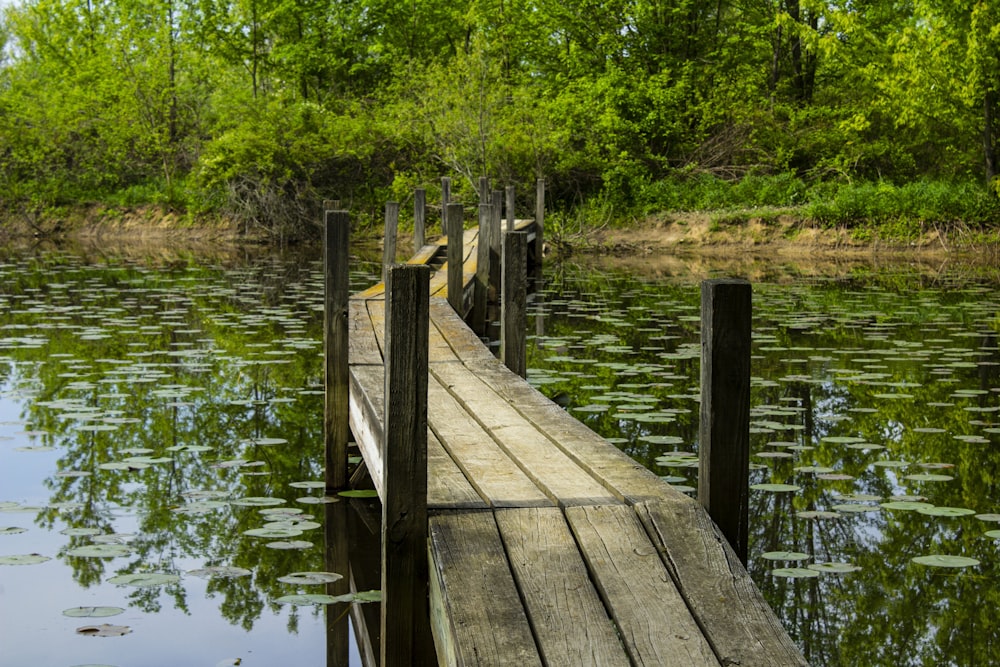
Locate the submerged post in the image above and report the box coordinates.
[501,230,528,378]
[413,188,426,251]
[383,201,399,283]
[324,209,350,491]
[446,202,464,314]
[698,279,752,565]
[381,263,431,667]
[473,203,492,336]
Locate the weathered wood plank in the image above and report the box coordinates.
[466,358,678,504]
[349,363,483,509]
[350,365,386,500]
[494,507,630,666]
[432,362,618,506]
[501,230,528,378]
[348,298,383,365]
[427,374,551,508]
[429,297,496,365]
[428,511,543,667]
[636,498,809,666]
[565,504,721,666]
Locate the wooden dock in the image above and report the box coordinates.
[325,199,808,666]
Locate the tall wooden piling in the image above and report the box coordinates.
[446,202,464,314]
[441,177,451,230]
[533,178,545,266]
[381,263,431,667]
[501,230,528,378]
[479,176,490,205]
[489,190,503,294]
[383,201,399,283]
[324,209,350,491]
[473,203,492,335]
[414,188,426,251]
[506,185,516,231]
[698,279,752,565]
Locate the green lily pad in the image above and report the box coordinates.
[983,529,1000,539]
[187,566,252,578]
[288,481,326,489]
[975,513,1000,522]
[231,496,285,506]
[265,540,313,550]
[63,606,125,618]
[277,571,344,585]
[338,490,379,499]
[832,503,878,513]
[1,527,27,535]
[0,553,51,565]
[771,567,820,578]
[911,555,979,568]
[807,562,861,573]
[76,623,132,637]
[915,506,976,517]
[244,526,303,538]
[751,483,801,492]
[60,527,103,537]
[904,473,955,482]
[761,551,810,561]
[795,510,842,520]
[107,573,181,587]
[66,544,133,558]
[881,501,935,511]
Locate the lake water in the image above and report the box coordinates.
[1,242,997,666]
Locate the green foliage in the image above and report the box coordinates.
[0,0,998,232]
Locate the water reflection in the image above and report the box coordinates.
[0,245,380,667]
[527,256,1000,667]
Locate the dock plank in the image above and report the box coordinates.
[432,362,618,506]
[429,511,543,667]
[636,498,809,666]
[429,297,496,364]
[349,298,383,364]
[566,504,721,666]
[494,507,630,666]
[427,375,551,508]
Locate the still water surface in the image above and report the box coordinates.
[1,244,998,666]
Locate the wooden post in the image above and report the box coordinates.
[698,279,752,565]
[506,184,516,231]
[441,176,451,231]
[414,188,426,251]
[501,230,528,378]
[324,209,350,491]
[383,201,399,284]
[489,190,503,294]
[324,501,351,666]
[473,203,492,336]
[533,178,545,267]
[381,263,431,667]
[479,176,490,205]
[446,202,464,314]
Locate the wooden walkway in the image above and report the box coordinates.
[343,223,808,666]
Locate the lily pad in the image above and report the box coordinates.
[265,540,313,550]
[107,573,181,587]
[750,483,801,492]
[911,555,979,568]
[915,506,976,517]
[63,606,125,618]
[337,490,379,499]
[187,566,252,578]
[277,571,344,585]
[761,551,810,561]
[0,553,50,565]
[66,544,133,558]
[76,624,132,637]
[807,562,861,573]
[881,501,935,511]
[288,481,326,489]
[771,567,820,578]
[904,473,955,482]
[1,527,27,535]
[231,496,285,506]
[244,526,303,538]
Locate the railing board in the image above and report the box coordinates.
[428,511,544,667]
[493,507,631,666]
[565,504,721,666]
[636,499,809,667]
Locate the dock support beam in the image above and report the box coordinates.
[698,279,752,565]
[533,178,545,267]
[324,208,350,491]
[502,230,528,378]
[473,203,492,336]
[382,263,432,666]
